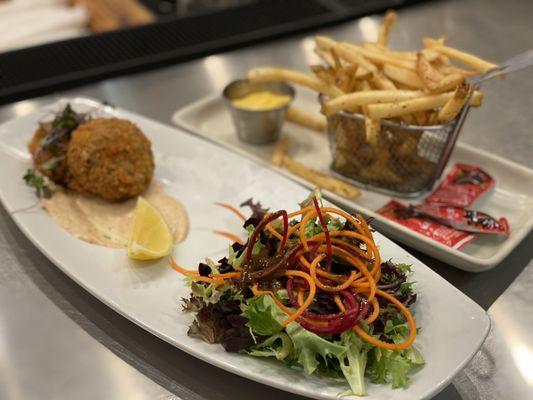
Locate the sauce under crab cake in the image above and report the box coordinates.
[67,118,154,201]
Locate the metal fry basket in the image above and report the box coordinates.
[324,90,475,197]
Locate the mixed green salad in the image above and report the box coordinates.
[175,195,423,395]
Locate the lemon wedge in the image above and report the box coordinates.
[128,197,172,260]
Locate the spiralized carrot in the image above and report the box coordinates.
[354,289,416,350]
[330,238,368,260]
[298,255,346,283]
[169,257,199,275]
[297,288,305,306]
[213,230,244,244]
[320,207,367,235]
[252,283,328,327]
[209,272,242,279]
[194,276,226,285]
[356,212,373,240]
[308,254,359,292]
[364,297,380,324]
[265,223,284,241]
[214,202,247,221]
[309,230,381,277]
[334,294,346,312]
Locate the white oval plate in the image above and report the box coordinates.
[0,98,489,400]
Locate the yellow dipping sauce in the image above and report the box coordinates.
[232,91,291,110]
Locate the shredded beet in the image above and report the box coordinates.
[286,279,360,334]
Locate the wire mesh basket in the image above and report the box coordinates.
[325,97,473,197]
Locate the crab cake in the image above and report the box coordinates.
[67,119,154,201]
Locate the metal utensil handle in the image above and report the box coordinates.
[472,49,533,84]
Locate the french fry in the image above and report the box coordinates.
[400,114,416,125]
[370,71,397,90]
[437,83,470,123]
[335,44,377,74]
[354,68,373,80]
[438,54,452,65]
[330,48,342,70]
[286,106,327,133]
[425,43,497,72]
[271,137,289,167]
[310,65,336,85]
[315,36,377,73]
[247,67,343,98]
[365,91,483,119]
[383,64,425,89]
[413,111,429,125]
[314,47,336,67]
[321,90,423,116]
[427,111,439,125]
[417,53,444,90]
[377,10,397,46]
[359,80,373,91]
[343,43,417,71]
[365,43,427,62]
[435,64,478,77]
[423,38,440,48]
[420,48,441,62]
[335,65,358,92]
[365,117,381,145]
[281,156,361,198]
[430,73,465,93]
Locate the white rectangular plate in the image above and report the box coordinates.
[0,98,490,400]
[172,91,533,272]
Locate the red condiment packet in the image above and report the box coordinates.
[414,204,510,237]
[425,163,495,208]
[378,200,476,250]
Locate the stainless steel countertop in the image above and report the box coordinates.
[1,0,532,399]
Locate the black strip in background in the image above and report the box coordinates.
[0,0,429,105]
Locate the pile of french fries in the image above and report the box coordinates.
[247,10,496,132]
[245,11,497,193]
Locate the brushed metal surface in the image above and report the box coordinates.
[0,0,532,399]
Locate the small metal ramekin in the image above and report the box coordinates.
[222,79,295,145]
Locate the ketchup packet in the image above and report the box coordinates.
[378,200,476,250]
[414,204,510,237]
[425,163,495,207]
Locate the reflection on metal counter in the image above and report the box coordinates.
[454,259,533,399]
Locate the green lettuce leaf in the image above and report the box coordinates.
[248,333,293,361]
[366,345,424,388]
[337,331,373,396]
[242,294,285,336]
[228,225,265,270]
[326,218,344,231]
[299,188,323,208]
[395,263,412,273]
[285,322,346,375]
[404,345,425,370]
[243,294,347,375]
[245,225,265,255]
[388,352,412,388]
